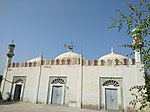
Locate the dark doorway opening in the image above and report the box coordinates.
[13,84,22,101]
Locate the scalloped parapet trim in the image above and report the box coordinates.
[9,58,136,68]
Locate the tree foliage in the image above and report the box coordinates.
[108,0,150,111]
[108,0,150,70]
[129,73,150,111]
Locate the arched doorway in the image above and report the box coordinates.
[102,80,120,110]
[48,78,66,105]
[13,79,24,101]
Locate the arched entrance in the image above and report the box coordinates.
[48,77,66,105]
[13,79,24,101]
[102,80,120,110]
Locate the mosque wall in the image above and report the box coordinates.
[38,65,81,107]
[2,63,144,110]
[0,61,144,110]
[82,65,144,110]
[121,64,144,110]
[1,61,145,111]
[2,67,40,103]
[1,69,13,100]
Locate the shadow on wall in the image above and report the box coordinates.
[0,100,19,105]
[0,92,20,105]
[0,75,19,105]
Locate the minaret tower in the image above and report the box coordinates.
[1,40,15,98]
[6,40,15,67]
[132,28,143,63]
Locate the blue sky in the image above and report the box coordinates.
[0,0,139,74]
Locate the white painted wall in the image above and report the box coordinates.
[83,65,144,110]
[38,65,81,107]
[2,63,144,111]
[2,67,40,103]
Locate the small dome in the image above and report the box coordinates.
[55,51,81,60]
[27,57,46,62]
[99,48,128,61]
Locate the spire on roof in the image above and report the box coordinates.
[11,40,14,43]
[111,46,114,53]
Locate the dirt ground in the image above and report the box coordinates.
[0,101,109,112]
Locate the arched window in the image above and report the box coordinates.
[15,79,23,83]
[103,80,119,87]
[52,78,65,84]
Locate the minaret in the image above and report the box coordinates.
[132,28,143,63]
[1,40,15,98]
[6,40,15,67]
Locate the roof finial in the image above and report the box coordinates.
[39,50,43,58]
[11,40,14,43]
[111,46,114,53]
[64,43,74,52]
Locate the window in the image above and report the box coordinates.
[52,78,65,84]
[103,80,119,87]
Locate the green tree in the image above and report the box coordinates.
[108,0,150,111]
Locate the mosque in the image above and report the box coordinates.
[1,29,144,111]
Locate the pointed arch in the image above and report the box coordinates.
[103,80,119,87]
[51,78,65,84]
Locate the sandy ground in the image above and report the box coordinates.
[0,101,110,112]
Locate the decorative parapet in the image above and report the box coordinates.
[9,58,136,68]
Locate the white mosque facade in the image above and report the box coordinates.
[1,42,144,111]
